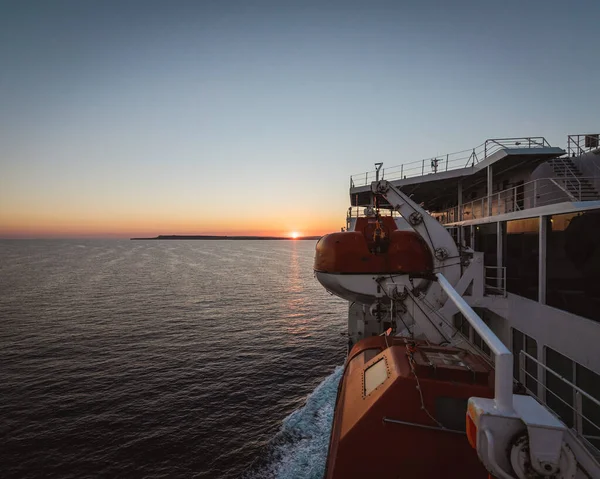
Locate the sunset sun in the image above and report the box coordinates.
[290,231,300,239]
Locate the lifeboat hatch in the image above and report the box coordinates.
[411,346,491,385]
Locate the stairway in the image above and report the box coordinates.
[548,157,599,201]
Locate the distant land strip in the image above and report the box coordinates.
[130,235,322,240]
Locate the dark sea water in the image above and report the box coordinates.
[0,240,348,478]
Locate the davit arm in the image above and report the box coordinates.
[371,180,461,285]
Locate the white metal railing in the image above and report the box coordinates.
[552,157,581,197]
[346,207,402,220]
[350,137,552,187]
[436,273,513,412]
[567,134,600,157]
[518,351,600,455]
[437,176,600,225]
[484,266,506,297]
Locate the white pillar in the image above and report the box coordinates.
[458,180,463,222]
[497,221,503,290]
[487,165,493,216]
[538,216,547,304]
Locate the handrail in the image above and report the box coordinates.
[553,157,581,199]
[484,266,506,297]
[518,351,600,449]
[435,176,600,225]
[519,351,600,408]
[436,272,513,412]
[350,137,553,187]
[549,178,577,202]
[567,134,600,157]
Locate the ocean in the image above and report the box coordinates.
[0,240,348,478]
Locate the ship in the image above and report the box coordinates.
[314,134,600,478]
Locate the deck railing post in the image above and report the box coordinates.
[422,160,424,176]
[519,351,526,388]
[446,154,449,171]
[401,164,403,178]
[575,391,583,435]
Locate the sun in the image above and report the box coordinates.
[290,231,301,239]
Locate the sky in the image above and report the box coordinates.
[1,0,599,238]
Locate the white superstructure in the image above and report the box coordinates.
[344,134,600,463]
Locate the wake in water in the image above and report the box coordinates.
[245,366,343,479]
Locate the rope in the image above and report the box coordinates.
[406,344,445,429]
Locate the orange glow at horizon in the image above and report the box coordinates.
[0,209,342,239]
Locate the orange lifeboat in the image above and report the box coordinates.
[325,335,495,478]
[314,216,433,275]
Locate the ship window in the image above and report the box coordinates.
[575,363,600,448]
[543,349,600,448]
[474,223,497,269]
[364,358,389,396]
[546,210,600,322]
[511,328,538,394]
[545,348,574,428]
[463,226,471,248]
[506,218,539,300]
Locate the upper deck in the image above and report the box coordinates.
[351,137,564,187]
[349,134,600,225]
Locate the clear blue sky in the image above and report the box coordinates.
[1,0,599,237]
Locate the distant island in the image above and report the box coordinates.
[130,235,322,241]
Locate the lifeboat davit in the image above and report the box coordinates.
[314,216,434,304]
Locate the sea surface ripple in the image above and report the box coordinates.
[0,240,347,478]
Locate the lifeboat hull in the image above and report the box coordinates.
[315,271,417,305]
[314,225,434,304]
[314,230,433,275]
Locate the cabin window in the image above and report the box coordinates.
[575,363,600,448]
[511,328,538,394]
[462,226,471,248]
[545,348,600,448]
[505,218,539,300]
[474,223,497,269]
[546,209,600,322]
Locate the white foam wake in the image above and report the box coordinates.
[246,366,343,479]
